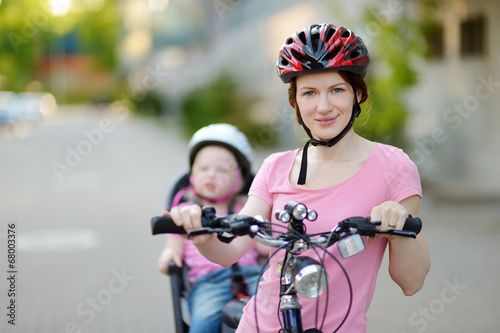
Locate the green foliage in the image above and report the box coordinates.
[417,1,444,59]
[128,91,165,117]
[75,2,120,69]
[180,70,264,144]
[353,8,424,147]
[0,0,43,91]
[0,0,119,94]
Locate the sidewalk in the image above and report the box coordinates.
[368,190,500,333]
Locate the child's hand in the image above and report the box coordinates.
[157,247,182,275]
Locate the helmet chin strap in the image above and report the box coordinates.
[297,72,361,185]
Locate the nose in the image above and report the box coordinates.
[206,168,217,178]
[316,93,333,113]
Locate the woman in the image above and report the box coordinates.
[168,23,430,332]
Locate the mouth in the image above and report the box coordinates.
[315,116,338,126]
[204,183,216,191]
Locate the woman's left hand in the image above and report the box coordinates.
[367,201,408,244]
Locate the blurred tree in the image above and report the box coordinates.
[0,0,43,91]
[328,2,429,147]
[0,0,119,93]
[181,70,264,144]
[76,2,120,70]
[354,6,425,147]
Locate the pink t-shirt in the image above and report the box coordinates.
[172,201,260,285]
[237,143,422,333]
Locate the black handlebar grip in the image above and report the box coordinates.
[403,216,422,235]
[151,216,186,235]
[151,206,217,235]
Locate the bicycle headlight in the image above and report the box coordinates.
[276,210,291,223]
[292,257,328,298]
[284,201,308,220]
[284,201,316,222]
[307,210,317,221]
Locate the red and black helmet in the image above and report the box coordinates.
[277,23,370,83]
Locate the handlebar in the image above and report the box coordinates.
[151,205,422,249]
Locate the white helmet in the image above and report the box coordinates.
[188,123,253,180]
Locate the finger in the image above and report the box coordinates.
[158,260,168,275]
[188,205,203,229]
[179,206,195,231]
[369,209,382,231]
[174,256,183,268]
[387,207,407,230]
[386,215,399,230]
[169,207,184,227]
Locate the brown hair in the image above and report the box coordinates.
[287,71,369,138]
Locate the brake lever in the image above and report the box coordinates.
[338,217,378,237]
[186,214,259,243]
[339,217,418,239]
[384,230,417,238]
[188,227,222,237]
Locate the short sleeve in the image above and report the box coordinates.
[248,155,274,206]
[385,149,422,203]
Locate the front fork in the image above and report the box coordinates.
[279,252,323,333]
[280,293,303,333]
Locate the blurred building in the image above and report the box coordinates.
[149,0,325,108]
[147,0,336,147]
[405,0,500,201]
[143,0,500,201]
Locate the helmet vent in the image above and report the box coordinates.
[347,46,362,59]
[325,45,342,60]
[324,27,336,42]
[291,49,308,64]
[286,37,293,45]
[312,34,320,51]
[341,30,351,38]
[297,31,307,45]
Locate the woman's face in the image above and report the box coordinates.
[191,146,240,201]
[295,71,356,142]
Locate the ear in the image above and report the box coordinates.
[357,91,362,104]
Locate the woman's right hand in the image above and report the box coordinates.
[169,204,214,245]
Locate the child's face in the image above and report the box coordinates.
[191,146,240,201]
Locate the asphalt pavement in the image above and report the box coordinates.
[0,106,498,333]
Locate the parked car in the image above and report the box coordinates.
[0,91,22,124]
[16,92,57,121]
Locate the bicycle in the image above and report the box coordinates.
[151,201,422,333]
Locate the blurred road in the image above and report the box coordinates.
[0,106,188,333]
[0,106,499,333]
